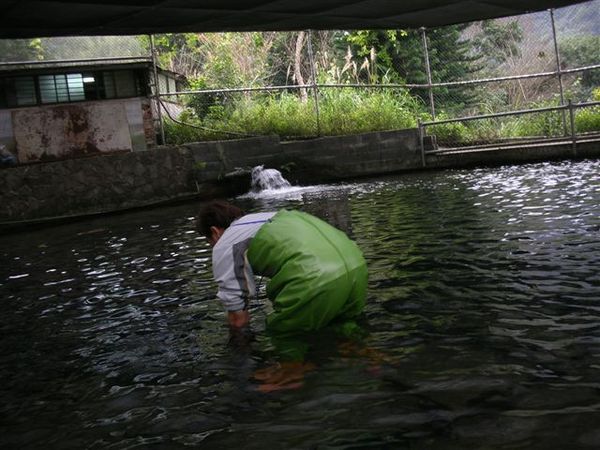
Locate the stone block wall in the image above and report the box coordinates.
[0,129,425,224]
[279,129,424,183]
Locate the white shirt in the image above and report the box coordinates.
[211,212,276,311]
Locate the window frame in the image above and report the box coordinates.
[0,68,148,108]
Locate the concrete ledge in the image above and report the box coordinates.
[0,130,422,224]
[1,128,599,227]
[427,139,600,169]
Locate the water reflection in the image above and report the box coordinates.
[1,160,599,449]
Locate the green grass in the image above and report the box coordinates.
[164,88,420,143]
[575,105,600,133]
[164,88,600,145]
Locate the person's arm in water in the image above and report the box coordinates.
[209,223,258,330]
[228,310,250,328]
[198,202,275,332]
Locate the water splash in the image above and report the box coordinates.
[250,165,291,192]
[241,165,343,201]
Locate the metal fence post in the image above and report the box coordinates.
[420,27,436,121]
[307,30,322,137]
[550,9,567,136]
[418,119,426,167]
[568,100,577,157]
[149,34,166,145]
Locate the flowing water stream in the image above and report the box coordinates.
[1,159,599,449]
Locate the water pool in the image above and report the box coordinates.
[1,159,599,449]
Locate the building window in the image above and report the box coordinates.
[39,73,86,103]
[0,76,36,107]
[157,73,181,95]
[0,69,146,108]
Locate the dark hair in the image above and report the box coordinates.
[197,200,244,237]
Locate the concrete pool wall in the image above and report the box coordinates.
[1,128,599,226]
[0,128,431,224]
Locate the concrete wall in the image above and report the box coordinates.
[425,139,600,169]
[0,97,154,163]
[279,129,424,184]
[4,127,595,226]
[0,129,426,224]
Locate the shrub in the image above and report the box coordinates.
[319,87,419,135]
[575,87,600,133]
[499,99,565,138]
[575,106,600,133]
[164,87,422,143]
[226,93,317,137]
[163,119,205,145]
[425,112,470,145]
[163,86,600,145]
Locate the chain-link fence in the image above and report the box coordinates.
[0,35,147,62]
[0,0,598,147]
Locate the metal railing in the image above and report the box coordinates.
[418,100,600,166]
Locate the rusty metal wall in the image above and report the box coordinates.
[3,98,152,163]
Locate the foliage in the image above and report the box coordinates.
[427,115,471,145]
[139,34,204,78]
[470,19,555,110]
[145,32,278,88]
[465,118,505,142]
[226,93,317,137]
[342,26,482,110]
[575,87,600,133]
[163,118,206,145]
[425,26,483,112]
[341,30,407,83]
[319,87,418,134]
[472,20,523,69]
[165,84,600,145]
[506,114,563,137]
[164,87,421,143]
[184,78,226,120]
[575,106,600,133]
[559,35,600,96]
[0,38,43,62]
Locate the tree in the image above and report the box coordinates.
[143,32,278,87]
[471,19,580,108]
[559,35,600,98]
[265,31,336,97]
[342,26,482,113]
[472,20,524,70]
[341,30,407,83]
[471,19,551,108]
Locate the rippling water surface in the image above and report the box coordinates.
[1,160,600,449]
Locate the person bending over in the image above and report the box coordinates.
[197,200,368,333]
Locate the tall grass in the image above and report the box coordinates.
[430,101,600,146]
[164,87,421,143]
[164,88,600,145]
[575,88,600,133]
[227,93,317,137]
[576,106,600,132]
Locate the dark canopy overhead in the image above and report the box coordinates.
[1,0,589,39]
